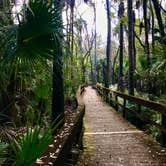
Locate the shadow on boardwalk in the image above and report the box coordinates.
[76,86,166,166]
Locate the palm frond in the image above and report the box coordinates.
[0,141,9,165]
[12,126,52,166]
[3,0,63,65]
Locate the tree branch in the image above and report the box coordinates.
[159,3,166,13]
[134,31,145,49]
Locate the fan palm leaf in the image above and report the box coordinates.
[10,126,52,166]
[0,141,8,165]
[3,0,63,65]
[0,0,64,122]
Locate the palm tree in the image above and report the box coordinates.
[1,0,64,122]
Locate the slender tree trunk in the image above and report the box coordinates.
[52,2,64,120]
[66,4,70,82]
[132,11,137,92]
[118,22,124,91]
[97,68,100,82]
[149,0,155,94]
[150,0,155,47]
[84,23,94,83]
[89,54,94,82]
[119,22,123,77]
[118,1,124,91]
[70,1,75,56]
[113,47,119,84]
[102,61,106,85]
[143,0,150,69]
[128,0,134,95]
[151,0,165,39]
[66,4,70,52]
[132,10,136,71]
[81,58,86,83]
[7,72,17,122]
[93,3,97,83]
[52,49,64,120]
[105,0,111,88]
[70,0,75,92]
[143,0,151,94]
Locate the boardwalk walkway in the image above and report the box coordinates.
[76,86,166,166]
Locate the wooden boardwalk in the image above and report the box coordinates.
[76,86,166,166]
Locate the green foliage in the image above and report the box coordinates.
[0,0,64,124]
[63,53,84,98]
[119,16,128,25]
[138,54,148,70]
[146,125,161,142]
[2,0,62,66]
[10,126,52,166]
[0,141,8,165]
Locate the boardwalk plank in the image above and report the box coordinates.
[77,86,166,166]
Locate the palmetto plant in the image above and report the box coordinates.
[0,126,52,166]
[0,0,64,122]
[3,0,63,64]
[11,126,52,166]
[0,114,64,165]
[0,141,8,165]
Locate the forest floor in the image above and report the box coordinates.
[76,86,166,166]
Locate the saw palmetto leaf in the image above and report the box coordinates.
[11,126,52,166]
[3,0,63,65]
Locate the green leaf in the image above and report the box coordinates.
[12,126,52,166]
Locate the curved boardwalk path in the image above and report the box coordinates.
[77,86,166,166]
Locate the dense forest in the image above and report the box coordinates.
[0,0,166,165]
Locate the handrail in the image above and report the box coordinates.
[96,84,166,116]
[95,84,166,147]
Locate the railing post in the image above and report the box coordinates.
[106,89,109,103]
[102,88,104,100]
[161,115,166,147]
[115,95,118,111]
[109,92,113,106]
[138,105,141,112]
[137,105,143,129]
[123,99,126,118]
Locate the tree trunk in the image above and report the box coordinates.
[52,51,64,120]
[143,0,150,69]
[118,22,124,91]
[81,58,86,83]
[52,2,64,121]
[70,0,75,92]
[132,10,136,71]
[118,2,124,91]
[102,61,106,85]
[143,0,151,94]
[128,0,134,95]
[70,1,75,55]
[97,68,100,82]
[113,47,119,84]
[119,22,123,77]
[7,72,17,123]
[93,3,97,83]
[89,53,94,82]
[150,0,155,47]
[151,0,165,39]
[105,0,111,88]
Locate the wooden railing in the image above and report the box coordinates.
[95,84,166,147]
